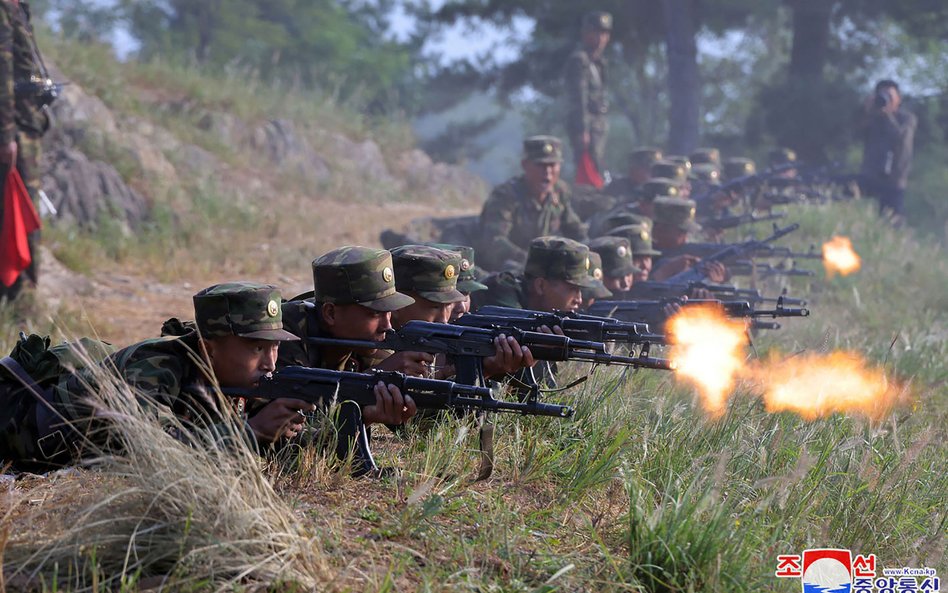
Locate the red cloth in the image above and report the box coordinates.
[0,169,42,287]
[575,150,604,189]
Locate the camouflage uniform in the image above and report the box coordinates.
[278,246,413,370]
[0,1,49,297]
[651,197,702,255]
[478,136,587,271]
[3,282,298,470]
[565,11,612,171]
[604,148,663,203]
[476,237,598,390]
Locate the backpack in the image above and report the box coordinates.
[0,332,114,472]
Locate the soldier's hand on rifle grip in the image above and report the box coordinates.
[537,325,565,336]
[375,351,435,377]
[704,261,729,283]
[484,334,537,379]
[247,398,316,444]
[363,381,417,426]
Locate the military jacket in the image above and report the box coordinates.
[478,176,587,270]
[0,1,47,142]
[565,47,608,140]
[56,333,224,427]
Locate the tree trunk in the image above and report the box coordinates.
[662,0,700,154]
[789,0,833,78]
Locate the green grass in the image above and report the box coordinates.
[3,200,946,591]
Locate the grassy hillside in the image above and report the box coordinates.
[1,36,946,593]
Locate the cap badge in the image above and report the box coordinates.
[266,299,279,318]
[444,265,456,280]
[641,230,650,241]
[593,268,603,280]
[617,245,628,258]
[601,14,612,27]
[382,267,394,283]
[584,257,590,270]
[543,143,553,154]
[460,259,471,271]
[690,207,697,217]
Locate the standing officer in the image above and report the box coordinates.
[565,11,612,174]
[0,0,51,299]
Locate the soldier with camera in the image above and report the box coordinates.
[0,0,56,300]
[858,79,917,223]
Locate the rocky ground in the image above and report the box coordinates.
[27,61,483,346]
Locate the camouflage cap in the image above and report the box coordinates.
[650,160,688,184]
[723,157,756,180]
[653,197,701,232]
[608,224,662,257]
[523,135,563,163]
[690,163,721,185]
[583,11,613,31]
[665,155,693,171]
[588,236,641,277]
[689,148,721,166]
[313,246,415,312]
[768,147,797,166]
[629,147,663,167]
[582,251,614,300]
[601,211,653,234]
[391,245,466,304]
[193,282,299,341]
[427,243,488,294]
[524,236,598,288]
[640,178,682,201]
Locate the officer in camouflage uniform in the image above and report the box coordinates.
[279,245,431,380]
[2,283,313,470]
[565,11,612,173]
[579,250,613,309]
[277,247,421,476]
[0,0,50,299]
[474,236,598,313]
[648,199,729,285]
[474,237,598,390]
[426,243,488,321]
[605,223,661,283]
[389,245,467,328]
[477,136,587,271]
[588,235,640,297]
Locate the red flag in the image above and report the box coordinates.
[0,169,42,287]
[575,150,604,189]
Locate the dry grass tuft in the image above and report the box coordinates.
[1,359,334,592]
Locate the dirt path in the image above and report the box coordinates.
[39,201,476,345]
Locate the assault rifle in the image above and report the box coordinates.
[701,211,786,231]
[727,260,816,279]
[588,297,809,326]
[224,366,573,418]
[663,223,801,285]
[463,305,666,345]
[306,320,676,388]
[453,306,671,366]
[627,280,807,308]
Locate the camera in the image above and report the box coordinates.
[14,77,62,109]
[874,91,890,109]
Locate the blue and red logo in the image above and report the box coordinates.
[801,549,853,593]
